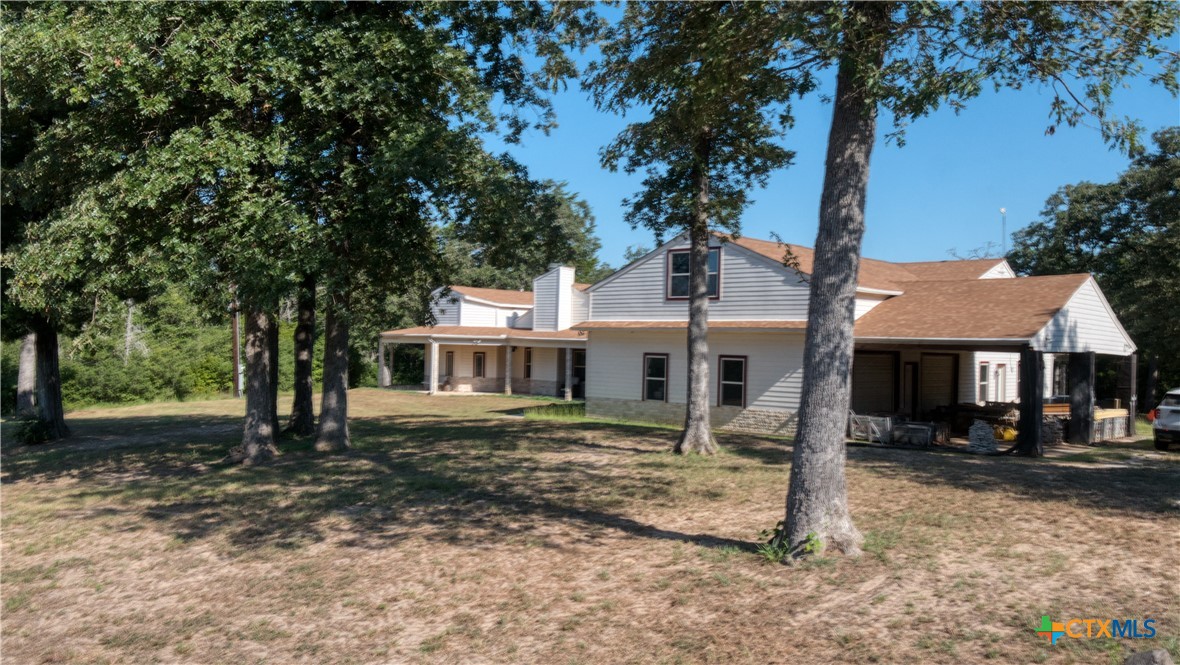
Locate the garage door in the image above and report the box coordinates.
[851,353,896,414]
[920,354,957,414]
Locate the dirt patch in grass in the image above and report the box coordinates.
[2,389,1177,664]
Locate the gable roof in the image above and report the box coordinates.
[853,273,1089,340]
[725,236,1007,292]
[447,286,534,307]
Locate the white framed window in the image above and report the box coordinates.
[643,353,668,401]
[666,248,720,299]
[996,364,1007,402]
[978,362,990,402]
[473,352,486,378]
[718,356,747,408]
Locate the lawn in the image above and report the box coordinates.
[2,389,1177,664]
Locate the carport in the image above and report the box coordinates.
[851,273,1138,455]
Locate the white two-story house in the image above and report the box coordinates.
[381,233,1137,441]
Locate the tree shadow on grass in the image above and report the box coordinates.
[7,411,1172,562]
[6,415,755,555]
[847,444,1180,515]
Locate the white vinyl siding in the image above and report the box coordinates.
[532,266,575,331]
[588,237,810,321]
[980,261,1016,279]
[513,309,534,329]
[430,292,461,325]
[854,295,888,319]
[570,287,589,325]
[585,330,805,411]
[458,301,497,327]
[955,351,1021,405]
[1032,278,1136,355]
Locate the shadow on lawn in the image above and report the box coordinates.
[4,414,756,555]
[4,412,1174,558]
[849,445,1180,514]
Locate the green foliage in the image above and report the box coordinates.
[1009,127,1180,402]
[586,2,807,240]
[522,402,586,420]
[756,521,791,564]
[443,180,613,290]
[12,417,55,445]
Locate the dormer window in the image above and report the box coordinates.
[667,248,720,299]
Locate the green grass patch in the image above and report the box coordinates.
[521,402,586,420]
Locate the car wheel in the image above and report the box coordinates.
[1155,436,1170,451]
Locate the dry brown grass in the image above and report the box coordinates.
[2,389,1177,664]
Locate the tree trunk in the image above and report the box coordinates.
[16,332,37,417]
[237,309,278,465]
[314,296,350,452]
[675,143,718,455]
[269,316,280,434]
[783,4,891,557]
[32,318,69,439]
[286,274,317,435]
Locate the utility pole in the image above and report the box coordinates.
[1000,207,1007,256]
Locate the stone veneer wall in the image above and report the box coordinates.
[511,378,561,397]
[442,377,505,393]
[586,397,798,437]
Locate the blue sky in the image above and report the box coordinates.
[488,52,1177,270]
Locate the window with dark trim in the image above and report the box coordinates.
[524,348,532,379]
[977,362,989,402]
[444,351,454,377]
[718,356,747,407]
[473,352,486,378]
[643,353,668,402]
[666,248,720,299]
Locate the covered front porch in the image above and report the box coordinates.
[850,341,1138,454]
[850,273,1138,455]
[377,326,587,401]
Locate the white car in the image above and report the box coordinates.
[1151,388,1180,451]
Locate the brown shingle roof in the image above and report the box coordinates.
[726,236,915,292]
[895,258,1007,282]
[853,274,1089,340]
[448,286,534,306]
[381,325,585,340]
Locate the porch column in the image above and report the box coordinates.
[428,339,439,395]
[1067,351,1095,445]
[378,340,391,388]
[504,345,513,395]
[1117,352,1137,436]
[564,347,573,401]
[1017,346,1044,456]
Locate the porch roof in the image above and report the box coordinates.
[381,325,586,343]
[851,273,1130,352]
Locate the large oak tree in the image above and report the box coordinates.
[776,1,1177,557]
[586,1,810,454]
